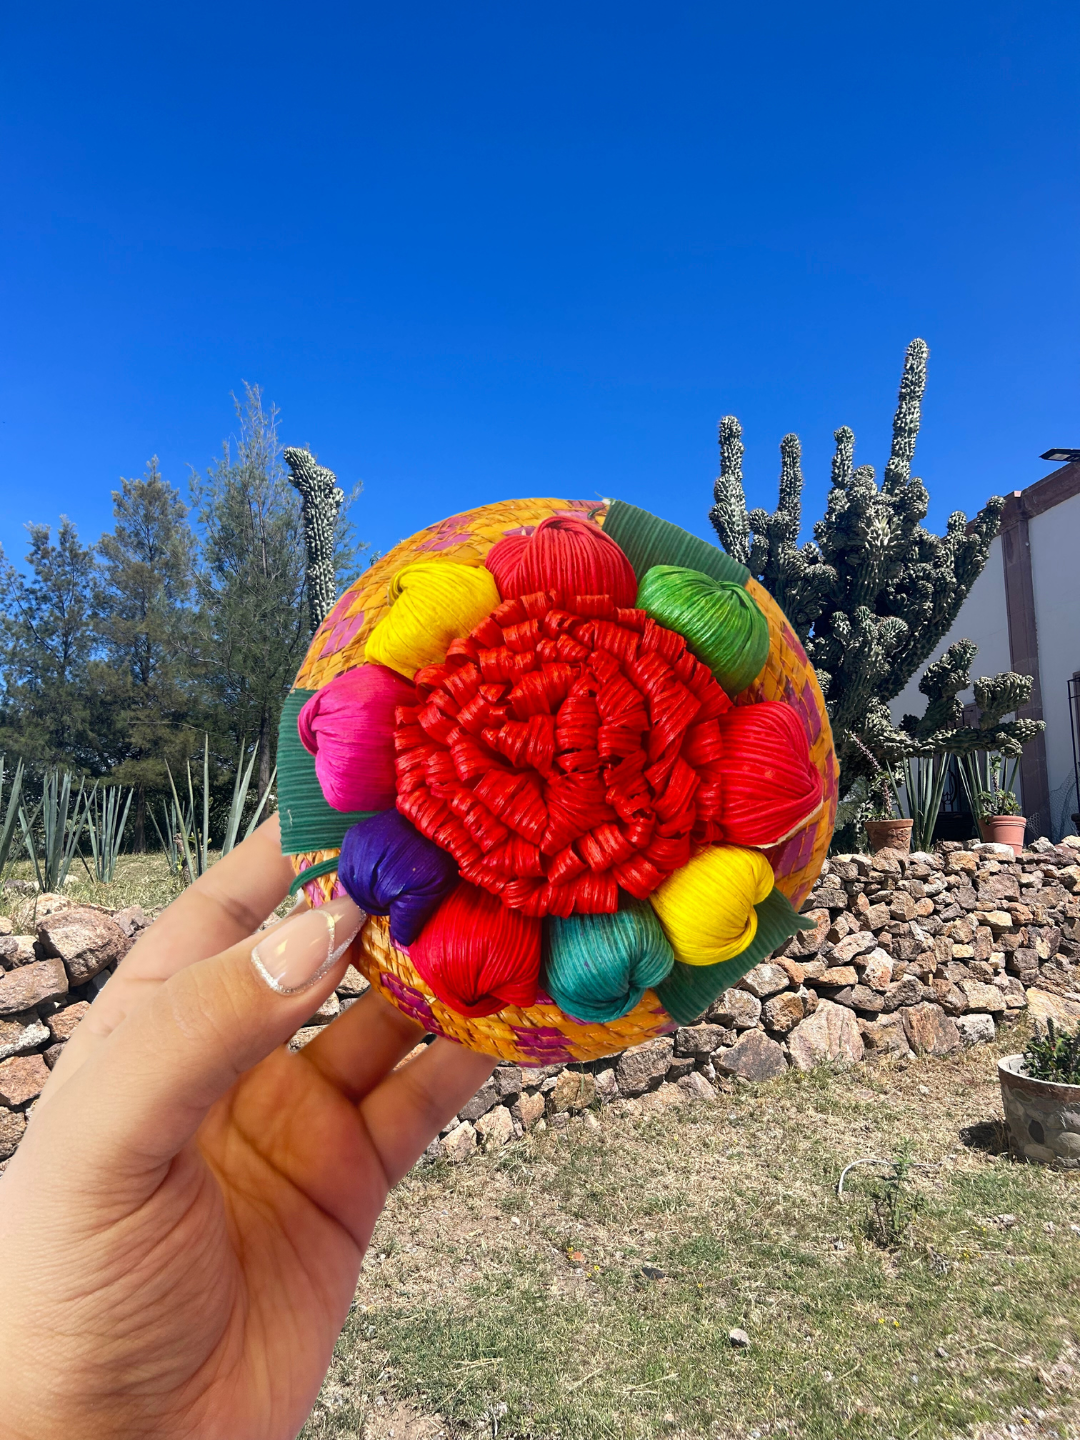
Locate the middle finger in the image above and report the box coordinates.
[298,986,428,1102]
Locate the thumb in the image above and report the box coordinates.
[38,897,363,1186]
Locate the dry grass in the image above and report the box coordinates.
[303,1040,1080,1440]
[1,851,184,917]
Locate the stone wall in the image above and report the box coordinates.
[425,835,1080,1163]
[2,834,1078,1170]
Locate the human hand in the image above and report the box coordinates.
[0,817,495,1440]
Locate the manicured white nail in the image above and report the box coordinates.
[250,897,363,996]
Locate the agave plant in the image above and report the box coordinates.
[888,754,953,853]
[155,738,278,887]
[0,756,26,879]
[18,768,90,893]
[86,784,134,883]
[221,737,277,856]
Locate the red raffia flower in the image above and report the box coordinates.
[393,590,732,917]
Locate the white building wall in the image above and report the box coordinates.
[890,534,1011,725]
[1028,491,1080,832]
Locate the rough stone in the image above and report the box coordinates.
[594,1069,619,1104]
[475,1105,514,1148]
[960,980,1006,1014]
[511,1090,546,1128]
[831,932,878,965]
[931,978,969,1015]
[0,958,68,1016]
[441,1121,477,1162]
[674,1024,728,1057]
[0,1105,26,1160]
[946,851,978,875]
[0,1010,49,1062]
[814,966,859,988]
[811,887,848,910]
[850,985,884,1013]
[1008,948,1040,982]
[10,892,70,934]
[994,974,1027,1008]
[336,965,369,998]
[709,989,762,1030]
[288,1026,323,1051]
[864,903,891,930]
[881,974,924,1012]
[739,962,790,999]
[955,1013,997,1047]
[458,1077,500,1122]
[111,904,152,938]
[902,1002,960,1056]
[871,850,903,875]
[0,1052,49,1106]
[890,893,916,922]
[979,873,1020,903]
[549,1070,595,1113]
[787,999,864,1071]
[677,1071,717,1102]
[616,1038,674,1096]
[37,907,130,985]
[762,992,805,1035]
[793,908,830,954]
[1025,989,1080,1029]
[777,956,806,985]
[306,992,340,1026]
[860,1013,912,1060]
[493,1065,523,1100]
[861,950,894,992]
[714,1029,787,1082]
[0,936,38,968]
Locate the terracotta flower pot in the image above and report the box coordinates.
[979,815,1027,856]
[999,1055,1080,1168]
[864,818,913,854]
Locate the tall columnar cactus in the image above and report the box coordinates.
[708,339,1019,821]
[283,447,345,635]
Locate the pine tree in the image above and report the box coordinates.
[0,519,101,767]
[94,459,196,847]
[191,385,308,797]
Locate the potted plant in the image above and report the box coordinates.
[853,739,914,854]
[859,767,913,855]
[999,1019,1080,1168]
[960,751,1027,855]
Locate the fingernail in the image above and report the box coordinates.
[251,897,363,996]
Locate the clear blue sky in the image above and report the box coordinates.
[2,2,1077,567]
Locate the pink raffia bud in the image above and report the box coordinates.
[297,664,417,812]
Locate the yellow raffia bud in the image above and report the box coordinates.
[364,561,501,679]
[648,845,774,966]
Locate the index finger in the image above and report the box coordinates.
[45,816,298,1086]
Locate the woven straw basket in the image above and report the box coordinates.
[281,497,837,1064]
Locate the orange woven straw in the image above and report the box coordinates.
[288,497,837,1064]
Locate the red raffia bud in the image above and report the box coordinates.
[410,881,542,1017]
[486,515,638,608]
[707,701,824,847]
